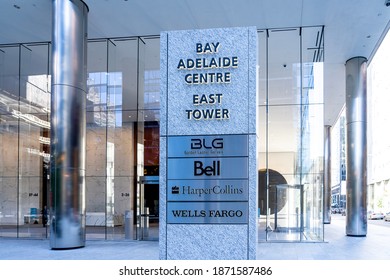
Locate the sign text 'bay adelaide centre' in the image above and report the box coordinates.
[160,27,258,259]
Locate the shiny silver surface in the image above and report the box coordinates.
[50,0,88,249]
[345,57,367,236]
[324,125,331,224]
[51,0,88,91]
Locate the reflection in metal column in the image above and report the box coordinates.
[324,125,331,224]
[49,0,89,249]
[345,57,367,237]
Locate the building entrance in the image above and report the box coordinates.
[137,176,159,241]
[265,184,303,241]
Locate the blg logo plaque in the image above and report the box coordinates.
[168,135,248,158]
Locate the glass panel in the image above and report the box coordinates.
[268,105,301,157]
[111,39,138,112]
[257,105,267,168]
[106,112,136,240]
[262,104,303,242]
[136,38,147,240]
[106,40,120,239]
[18,115,50,238]
[142,117,160,241]
[106,112,135,174]
[0,46,20,104]
[331,109,346,211]
[86,40,108,239]
[87,40,108,113]
[301,109,324,240]
[367,30,390,215]
[257,105,267,238]
[86,113,107,239]
[257,30,267,105]
[19,44,51,114]
[105,38,139,240]
[0,177,18,237]
[268,29,300,106]
[299,104,324,174]
[85,176,106,238]
[301,26,324,242]
[143,37,160,110]
[302,173,323,241]
[259,27,324,242]
[141,182,159,241]
[0,46,19,238]
[18,44,50,238]
[267,183,301,241]
[144,118,159,175]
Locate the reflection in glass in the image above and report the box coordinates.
[0,43,51,238]
[0,46,20,238]
[367,30,390,214]
[258,26,324,242]
[1,28,325,243]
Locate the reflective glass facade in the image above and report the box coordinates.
[257,27,324,241]
[0,27,324,242]
[367,28,390,214]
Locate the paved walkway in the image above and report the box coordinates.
[1,215,390,260]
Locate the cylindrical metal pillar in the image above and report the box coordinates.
[324,125,331,224]
[50,0,88,249]
[345,57,367,237]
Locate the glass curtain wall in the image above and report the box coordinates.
[1,28,323,242]
[140,37,160,241]
[84,36,159,240]
[367,29,390,214]
[257,26,324,242]
[330,108,346,212]
[86,38,146,240]
[0,37,151,240]
[0,43,51,238]
[0,45,19,238]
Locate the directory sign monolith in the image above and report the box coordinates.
[160,27,258,260]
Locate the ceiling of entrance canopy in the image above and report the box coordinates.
[0,0,389,126]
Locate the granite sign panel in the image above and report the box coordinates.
[160,26,257,259]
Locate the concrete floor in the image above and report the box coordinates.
[1,215,390,260]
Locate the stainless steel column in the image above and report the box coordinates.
[345,57,367,237]
[324,125,331,224]
[50,0,88,249]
